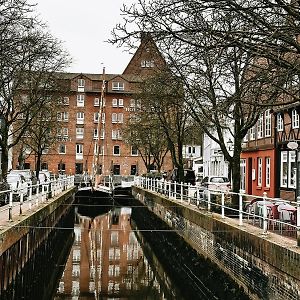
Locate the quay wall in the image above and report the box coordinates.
[132,186,300,300]
[0,188,76,292]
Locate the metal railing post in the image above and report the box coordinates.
[19,192,23,215]
[263,192,268,233]
[207,190,211,212]
[168,181,171,198]
[180,182,183,202]
[8,192,13,221]
[297,196,300,246]
[239,190,243,226]
[187,183,191,204]
[28,184,32,211]
[221,192,225,218]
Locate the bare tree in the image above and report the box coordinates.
[135,71,191,182]
[110,0,298,204]
[0,0,70,180]
[123,113,169,173]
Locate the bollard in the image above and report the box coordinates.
[239,190,243,226]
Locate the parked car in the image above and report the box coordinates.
[0,181,10,206]
[7,173,28,201]
[200,176,231,192]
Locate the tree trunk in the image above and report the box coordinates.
[1,146,9,181]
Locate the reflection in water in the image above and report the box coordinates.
[55,204,182,299]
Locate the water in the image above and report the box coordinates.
[1,195,249,299]
[53,196,248,299]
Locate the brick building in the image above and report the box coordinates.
[15,35,173,177]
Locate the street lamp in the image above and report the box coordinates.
[287,141,300,246]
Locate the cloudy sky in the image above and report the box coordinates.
[31,0,134,74]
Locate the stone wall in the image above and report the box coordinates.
[132,186,300,300]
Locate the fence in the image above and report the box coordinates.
[135,176,299,245]
[0,176,75,221]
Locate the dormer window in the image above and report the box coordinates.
[78,79,85,92]
[141,60,155,68]
[112,82,124,91]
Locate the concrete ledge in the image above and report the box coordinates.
[0,188,76,255]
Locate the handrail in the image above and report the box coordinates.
[0,175,75,222]
[134,176,299,246]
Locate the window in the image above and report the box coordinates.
[112,98,124,108]
[265,110,271,137]
[77,94,85,107]
[141,60,155,68]
[111,113,123,123]
[292,109,299,129]
[63,97,69,105]
[265,157,270,187]
[280,151,288,187]
[277,114,283,132]
[94,129,98,139]
[113,164,120,175]
[94,112,99,123]
[58,162,65,173]
[257,158,262,187]
[94,98,100,106]
[240,159,246,192]
[118,113,123,123]
[77,112,84,124]
[63,128,68,137]
[76,144,83,159]
[112,98,118,107]
[131,146,138,156]
[112,129,122,140]
[112,82,124,91]
[76,127,84,139]
[250,126,255,140]
[289,151,296,188]
[58,144,66,154]
[113,145,120,155]
[281,151,297,189]
[78,79,85,87]
[131,165,137,175]
[257,114,263,139]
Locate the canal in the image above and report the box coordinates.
[2,195,249,299]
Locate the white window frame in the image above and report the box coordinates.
[58,144,66,154]
[76,112,84,124]
[112,98,118,107]
[94,98,100,106]
[288,151,296,188]
[63,97,69,105]
[250,126,255,140]
[94,112,99,123]
[264,109,271,137]
[76,144,83,159]
[265,157,270,187]
[113,145,120,156]
[280,151,288,187]
[77,94,85,107]
[76,127,84,139]
[112,113,118,123]
[78,78,85,87]
[257,157,262,187]
[118,113,123,123]
[131,146,138,156]
[277,114,283,132]
[257,114,263,139]
[112,82,124,91]
[93,129,98,139]
[63,128,68,137]
[292,109,299,129]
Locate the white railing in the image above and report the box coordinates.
[134,176,299,245]
[0,175,75,221]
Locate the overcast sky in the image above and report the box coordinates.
[30,0,134,74]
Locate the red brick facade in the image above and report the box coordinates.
[14,36,173,176]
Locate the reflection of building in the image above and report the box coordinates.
[56,207,167,298]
